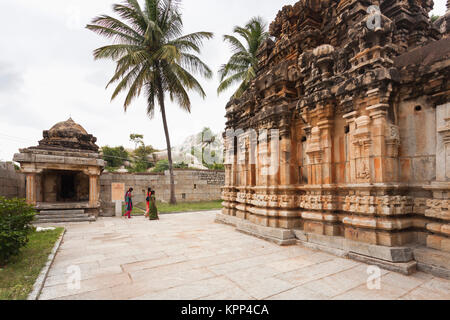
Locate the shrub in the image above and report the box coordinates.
[153,160,169,173]
[208,163,225,170]
[101,146,129,168]
[174,162,189,169]
[0,197,36,266]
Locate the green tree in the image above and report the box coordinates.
[218,17,268,98]
[101,146,129,168]
[130,133,144,150]
[153,159,169,173]
[87,0,213,204]
[131,144,157,172]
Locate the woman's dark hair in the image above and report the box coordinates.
[148,187,152,192]
[129,188,134,192]
[151,190,155,195]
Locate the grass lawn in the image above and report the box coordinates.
[123,200,223,216]
[0,228,64,300]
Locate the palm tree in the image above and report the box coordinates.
[87,0,213,204]
[218,17,269,98]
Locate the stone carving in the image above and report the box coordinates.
[222,0,450,254]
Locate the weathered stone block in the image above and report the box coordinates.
[348,253,417,275]
[304,221,325,235]
[427,235,450,252]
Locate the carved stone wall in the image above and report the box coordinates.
[222,0,450,255]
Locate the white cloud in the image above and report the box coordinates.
[0,0,447,161]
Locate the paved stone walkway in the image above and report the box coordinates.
[39,211,450,300]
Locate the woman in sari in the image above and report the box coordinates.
[148,190,159,220]
[124,188,133,219]
[145,187,152,218]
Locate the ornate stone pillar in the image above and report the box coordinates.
[255,135,260,187]
[279,125,293,186]
[343,111,357,183]
[249,132,257,187]
[425,102,450,252]
[367,103,393,183]
[268,131,280,187]
[222,134,237,217]
[89,175,100,207]
[436,103,450,182]
[237,134,246,187]
[258,131,270,187]
[26,173,37,205]
[318,119,334,185]
[353,115,372,184]
[306,126,322,185]
[231,137,238,188]
[224,134,234,186]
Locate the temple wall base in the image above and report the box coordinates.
[216,212,450,279]
[215,213,296,246]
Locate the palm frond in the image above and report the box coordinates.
[171,63,207,99]
[86,24,141,44]
[223,35,246,54]
[180,53,212,79]
[173,32,214,50]
[90,15,145,40]
[112,3,147,32]
[217,71,246,95]
[123,65,149,110]
[92,44,145,61]
[217,16,268,98]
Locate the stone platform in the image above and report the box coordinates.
[216,213,450,278]
[36,202,91,210]
[37,211,450,300]
[34,202,96,224]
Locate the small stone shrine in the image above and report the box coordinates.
[14,118,105,222]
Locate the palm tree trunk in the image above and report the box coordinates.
[159,96,177,205]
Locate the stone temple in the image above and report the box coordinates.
[218,0,450,276]
[14,118,105,222]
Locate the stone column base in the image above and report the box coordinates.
[215,213,296,246]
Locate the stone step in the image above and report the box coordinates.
[348,252,417,276]
[37,214,89,219]
[293,229,414,263]
[34,217,96,224]
[39,209,85,215]
[412,246,450,279]
[36,202,90,210]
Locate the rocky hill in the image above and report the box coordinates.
[152,128,224,169]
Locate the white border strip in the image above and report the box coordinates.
[27,228,66,300]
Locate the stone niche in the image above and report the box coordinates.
[220,0,450,275]
[14,118,105,216]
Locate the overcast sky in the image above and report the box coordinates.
[0,0,447,162]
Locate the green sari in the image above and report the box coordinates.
[149,195,159,220]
